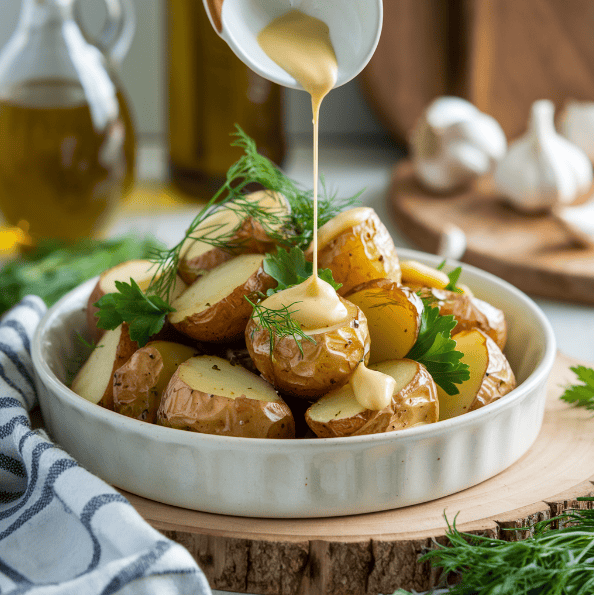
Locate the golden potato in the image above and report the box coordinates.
[245,297,370,399]
[169,254,277,343]
[308,207,401,295]
[178,190,289,285]
[113,341,202,422]
[71,323,138,410]
[305,359,438,438]
[157,355,295,438]
[438,329,516,421]
[420,287,507,350]
[345,279,423,364]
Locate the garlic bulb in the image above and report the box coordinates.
[410,96,507,193]
[494,100,593,213]
[558,101,594,162]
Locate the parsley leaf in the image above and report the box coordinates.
[94,279,175,347]
[437,260,463,293]
[263,247,342,295]
[406,303,469,395]
[560,365,594,410]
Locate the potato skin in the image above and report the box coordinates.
[170,261,277,343]
[113,345,164,422]
[469,331,516,411]
[245,298,370,399]
[314,209,401,295]
[178,248,233,285]
[157,369,295,439]
[421,288,507,350]
[305,360,438,438]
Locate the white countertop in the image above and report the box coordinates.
[120,137,594,366]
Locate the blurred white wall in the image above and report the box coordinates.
[0,0,385,138]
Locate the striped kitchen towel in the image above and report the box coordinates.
[0,296,212,595]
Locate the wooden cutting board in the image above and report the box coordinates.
[388,160,594,305]
[122,352,594,595]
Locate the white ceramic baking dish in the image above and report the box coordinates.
[31,249,556,518]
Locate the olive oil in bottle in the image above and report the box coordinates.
[167,0,285,197]
[0,80,135,241]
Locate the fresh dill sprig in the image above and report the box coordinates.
[560,366,594,410]
[415,500,594,595]
[246,296,316,356]
[145,126,362,303]
[147,126,295,302]
[287,175,363,250]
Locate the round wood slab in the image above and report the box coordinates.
[388,160,594,305]
[121,352,594,595]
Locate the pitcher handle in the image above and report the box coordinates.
[76,0,136,67]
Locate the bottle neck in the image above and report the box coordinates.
[18,0,74,29]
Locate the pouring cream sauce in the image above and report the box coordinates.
[257,10,395,410]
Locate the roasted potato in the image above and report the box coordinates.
[71,323,138,409]
[308,207,401,295]
[169,254,277,342]
[157,355,295,438]
[113,341,202,422]
[178,190,289,285]
[245,297,370,399]
[420,287,507,350]
[345,279,423,364]
[305,359,438,438]
[438,329,516,421]
[86,259,186,341]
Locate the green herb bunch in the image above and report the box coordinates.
[396,500,594,595]
[0,235,163,315]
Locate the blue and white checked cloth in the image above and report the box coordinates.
[0,297,212,595]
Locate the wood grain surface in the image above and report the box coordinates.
[388,160,594,305]
[122,352,594,594]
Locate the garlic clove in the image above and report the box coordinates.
[410,96,507,193]
[494,100,593,213]
[558,101,594,163]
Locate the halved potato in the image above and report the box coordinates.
[344,279,423,364]
[178,190,289,284]
[169,254,277,342]
[113,341,202,422]
[308,207,401,295]
[438,329,516,421]
[305,359,438,438]
[157,355,295,438]
[71,323,138,410]
[87,259,186,341]
[421,287,507,350]
[245,297,370,399]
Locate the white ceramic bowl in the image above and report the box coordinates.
[32,249,556,518]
